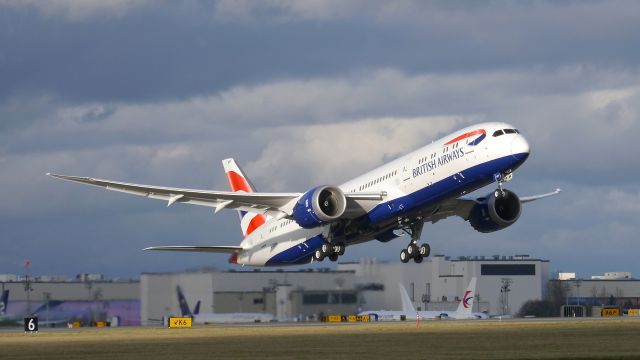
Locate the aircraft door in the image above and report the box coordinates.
[401,157,414,191]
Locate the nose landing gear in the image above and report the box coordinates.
[494,172,513,197]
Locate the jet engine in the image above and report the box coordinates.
[468,189,522,233]
[292,185,347,229]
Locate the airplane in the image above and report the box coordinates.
[176,285,274,323]
[48,122,560,266]
[359,277,489,321]
[0,290,69,326]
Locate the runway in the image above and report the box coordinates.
[2,317,640,359]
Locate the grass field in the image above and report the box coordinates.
[2,318,640,359]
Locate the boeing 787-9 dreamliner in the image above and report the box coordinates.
[49,122,559,266]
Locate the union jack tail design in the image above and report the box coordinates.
[222,158,266,263]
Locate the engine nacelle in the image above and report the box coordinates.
[469,189,522,233]
[292,185,347,229]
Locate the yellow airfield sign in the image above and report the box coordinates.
[169,317,193,328]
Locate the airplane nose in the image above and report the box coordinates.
[510,135,530,162]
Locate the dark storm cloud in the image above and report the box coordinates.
[1,0,640,277]
[1,1,639,105]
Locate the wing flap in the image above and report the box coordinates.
[144,245,243,253]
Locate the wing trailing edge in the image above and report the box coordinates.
[143,246,243,253]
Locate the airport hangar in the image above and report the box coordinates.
[141,254,549,323]
[2,255,549,324]
[6,255,640,324]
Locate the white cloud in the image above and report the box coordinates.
[213,0,367,22]
[244,116,466,191]
[0,0,150,20]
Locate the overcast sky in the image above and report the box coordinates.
[1,0,639,278]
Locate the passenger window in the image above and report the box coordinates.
[493,130,504,137]
[504,129,516,134]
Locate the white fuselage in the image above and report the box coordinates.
[358,310,489,321]
[237,122,529,266]
[192,312,275,324]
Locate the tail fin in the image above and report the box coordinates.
[456,277,477,314]
[222,158,266,264]
[193,301,201,315]
[0,289,8,316]
[399,283,416,312]
[176,286,192,317]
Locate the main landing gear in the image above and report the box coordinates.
[313,242,345,262]
[399,221,431,264]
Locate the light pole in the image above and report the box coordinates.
[42,292,51,324]
[24,274,33,315]
[500,278,512,315]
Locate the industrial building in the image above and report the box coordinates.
[140,254,550,323]
[0,253,570,325]
[554,275,640,309]
[339,254,550,315]
[0,278,139,325]
[140,269,361,325]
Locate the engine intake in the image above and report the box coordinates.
[469,189,522,233]
[292,185,347,229]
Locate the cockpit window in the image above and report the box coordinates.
[504,129,516,134]
[515,129,520,134]
[493,130,504,137]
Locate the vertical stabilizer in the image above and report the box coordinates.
[193,301,201,315]
[399,283,416,312]
[176,286,192,317]
[0,289,8,316]
[455,277,477,314]
[222,158,266,264]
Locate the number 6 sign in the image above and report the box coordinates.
[24,317,38,333]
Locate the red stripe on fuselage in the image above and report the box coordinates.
[246,214,266,236]
[444,129,486,145]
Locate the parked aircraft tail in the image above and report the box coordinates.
[399,284,416,312]
[176,286,193,317]
[455,277,477,314]
[0,289,8,315]
[193,300,201,315]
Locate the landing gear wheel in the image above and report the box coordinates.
[321,242,332,255]
[419,243,431,257]
[329,253,339,262]
[314,249,325,261]
[334,242,346,256]
[400,249,410,263]
[413,254,423,263]
[406,243,418,256]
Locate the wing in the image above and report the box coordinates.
[144,245,243,253]
[519,189,562,203]
[48,173,301,217]
[47,173,385,218]
[427,188,562,223]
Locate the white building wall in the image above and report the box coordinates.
[140,273,213,326]
[339,255,549,316]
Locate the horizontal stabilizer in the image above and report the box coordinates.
[144,245,243,253]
